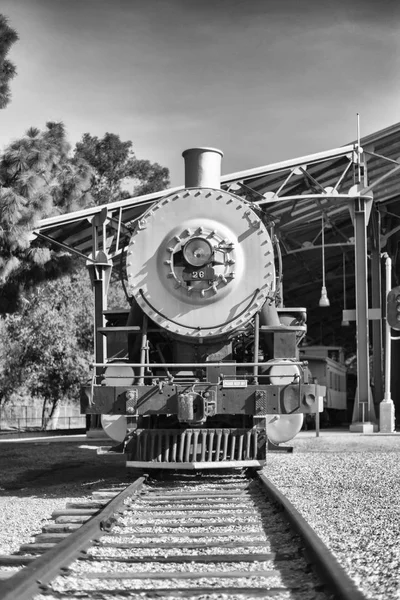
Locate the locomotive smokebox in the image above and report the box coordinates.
[127,147,274,339]
[182,147,223,189]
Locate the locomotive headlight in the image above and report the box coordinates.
[268,361,301,386]
[183,237,213,267]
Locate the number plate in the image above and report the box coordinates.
[222,380,248,388]
[182,266,215,281]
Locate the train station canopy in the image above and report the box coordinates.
[34,121,400,351]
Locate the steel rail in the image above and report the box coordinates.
[257,472,368,600]
[0,476,147,600]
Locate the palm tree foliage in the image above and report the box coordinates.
[0,123,171,313]
[0,14,18,109]
[0,122,93,308]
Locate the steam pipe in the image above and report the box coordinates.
[253,312,260,384]
[138,313,148,385]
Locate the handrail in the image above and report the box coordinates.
[91,360,308,369]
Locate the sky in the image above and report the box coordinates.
[1,0,400,188]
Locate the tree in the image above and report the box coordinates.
[0,124,170,430]
[0,126,170,304]
[0,269,94,428]
[0,15,18,109]
[0,122,93,312]
[75,132,170,204]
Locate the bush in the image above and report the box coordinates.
[0,268,94,427]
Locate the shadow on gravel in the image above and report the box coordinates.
[0,441,130,498]
[2,461,85,489]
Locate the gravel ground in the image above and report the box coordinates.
[0,436,128,556]
[0,430,400,600]
[267,431,400,600]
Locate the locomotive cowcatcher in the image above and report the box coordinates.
[81,147,324,469]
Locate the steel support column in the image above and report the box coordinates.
[87,210,112,384]
[85,213,112,433]
[370,208,383,411]
[349,195,377,430]
[92,265,108,376]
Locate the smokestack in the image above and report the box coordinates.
[182,147,223,189]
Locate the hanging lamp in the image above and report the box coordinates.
[341,252,350,326]
[319,213,330,307]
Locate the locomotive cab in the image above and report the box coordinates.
[81,148,324,469]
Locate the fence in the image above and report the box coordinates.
[0,404,86,431]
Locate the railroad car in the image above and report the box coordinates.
[81,148,324,469]
[299,346,347,425]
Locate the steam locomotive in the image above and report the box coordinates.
[82,148,323,469]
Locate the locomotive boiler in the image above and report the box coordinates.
[82,147,323,469]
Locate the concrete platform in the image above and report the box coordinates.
[0,433,110,444]
[286,428,400,453]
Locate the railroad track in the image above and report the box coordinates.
[0,470,367,600]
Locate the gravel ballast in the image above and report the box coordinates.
[267,431,400,600]
[0,431,399,599]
